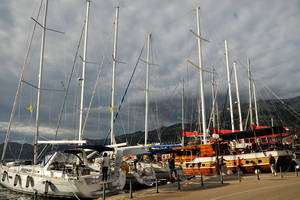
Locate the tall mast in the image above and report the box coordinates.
[181,79,185,146]
[144,33,151,146]
[78,0,90,141]
[271,118,274,126]
[196,7,207,144]
[253,80,259,126]
[34,0,48,165]
[211,66,216,130]
[247,58,253,127]
[110,6,119,145]
[197,99,201,134]
[233,62,243,131]
[225,40,234,132]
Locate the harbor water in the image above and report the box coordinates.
[0,185,52,200]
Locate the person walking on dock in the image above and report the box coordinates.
[236,157,241,172]
[219,156,227,175]
[168,154,177,182]
[102,152,110,181]
[269,154,277,176]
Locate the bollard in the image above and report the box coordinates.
[200,173,204,187]
[280,166,283,179]
[129,179,133,199]
[256,170,260,180]
[102,183,106,200]
[295,167,299,177]
[238,170,241,182]
[155,178,159,193]
[177,174,181,190]
[34,191,38,200]
[220,172,223,184]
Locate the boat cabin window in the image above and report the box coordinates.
[192,150,200,155]
[175,151,183,156]
[49,152,83,170]
[41,154,54,166]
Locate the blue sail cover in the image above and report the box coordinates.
[46,145,113,155]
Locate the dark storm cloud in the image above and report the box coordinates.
[0,0,299,143]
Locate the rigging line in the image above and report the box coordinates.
[103,43,146,145]
[125,103,130,144]
[1,0,44,162]
[268,90,291,127]
[256,90,268,125]
[117,113,127,141]
[21,80,65,92]
[53,22,85,142]
[133,105,140,144]
[207,84,219,133]
[263,90,282,126]
[18,137,26,160]
[80,22,114,138]
[153,82,181,126]
[18,82,22,122]
[221,68,234,129]
[257,86,278,125]
[156,83,181,136]
[154,95,162,143]
[261,81,300,120]
[7,143,15,160]
[40,21,84,155]
[247,64,300,122]
[264,89,282,126]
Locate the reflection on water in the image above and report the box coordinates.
[0,186,32,200]
[0,185,58,200]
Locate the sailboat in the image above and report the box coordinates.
[118,34,157,187]
[0,0,126,198]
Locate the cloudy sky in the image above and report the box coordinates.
[0,0,299,144]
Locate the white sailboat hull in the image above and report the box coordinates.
[0,164,124,199]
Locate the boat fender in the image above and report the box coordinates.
[121,161,129,174]
[26,176,33,188]
[2,171,7,182]
[14,174,20,186]
[44,180,51,194]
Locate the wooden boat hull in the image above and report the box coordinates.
[176,150,293,175]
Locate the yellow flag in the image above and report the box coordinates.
[110,106,114,113]
[26,105,32,113]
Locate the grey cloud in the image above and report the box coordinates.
[0,0,299,143]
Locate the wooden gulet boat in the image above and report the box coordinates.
[176,126,295,176]
[173,6,295,177]
[173,144,293,176]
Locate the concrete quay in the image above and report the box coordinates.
[105,172,300,200]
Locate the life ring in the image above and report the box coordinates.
[2,171,7,182]
[14,174,20,186]
[120,161,129,174]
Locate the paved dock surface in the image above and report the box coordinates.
[106,173,300,200]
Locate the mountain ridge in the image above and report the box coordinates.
[1,95,299,160]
